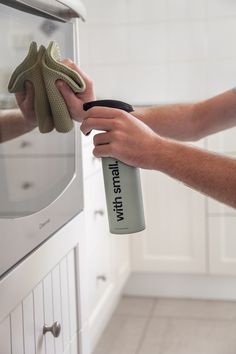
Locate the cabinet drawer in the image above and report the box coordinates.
[0,129,75,156]
[88,236,112,317]
[0,249,79,354]
[84,171,109,253]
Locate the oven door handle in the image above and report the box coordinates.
[58,0,86,21]
[0,0,87,22]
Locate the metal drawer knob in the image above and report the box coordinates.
[43,321,61,338]
[94,209,104,216]
[97,274,107,282]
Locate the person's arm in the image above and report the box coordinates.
[153,139,236,209]
[0,81,37,143]
[80,106,236,209]
[0,108,37,143]
[133,89,236,141]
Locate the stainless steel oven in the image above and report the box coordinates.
[0,0,86,278]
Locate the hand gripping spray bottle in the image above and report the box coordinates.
[83,100,145,235]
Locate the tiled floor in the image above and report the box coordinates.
[93,296,236,354]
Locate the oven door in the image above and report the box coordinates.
[0,0,85,278]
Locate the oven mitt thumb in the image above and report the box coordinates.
[8,41,86,133]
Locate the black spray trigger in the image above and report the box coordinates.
[83,99,134,113]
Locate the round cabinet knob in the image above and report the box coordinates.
[97,274,107,282]
[43,321,61,338]
[94,209,105,216]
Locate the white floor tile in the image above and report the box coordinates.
[139,318,236,354]
[115,296,156,317]
[153,298,236,320]
[93,315,149,354]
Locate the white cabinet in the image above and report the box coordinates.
[0,249,79,354]
[131,169,206,273]
[0,316,11,354]
[209,216,236,275]
[130,130,236,278]
[206,130,236,275]
[0,210,85,354]
[82,134,130,352]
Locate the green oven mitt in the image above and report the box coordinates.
[8,41,86,133]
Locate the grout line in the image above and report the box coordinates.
[135,299,157,354]
[149,315,236,323]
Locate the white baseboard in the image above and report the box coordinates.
[123,272,236,301]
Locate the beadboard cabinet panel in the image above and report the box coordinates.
[52,265,63,354]
[23,293,35,354]
[0,316,11,354]
[0,248,79,354]
[11,304,24,354]
[34,283,46,354]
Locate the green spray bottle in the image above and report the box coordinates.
[83,100,145,235]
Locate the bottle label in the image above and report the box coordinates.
[109,161,124,222]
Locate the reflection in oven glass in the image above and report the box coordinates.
[0,3,76,218]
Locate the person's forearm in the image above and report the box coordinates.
[133,103,198,141]
[0,109,37,143]
[153,139,236,208]
[133,89,236,142]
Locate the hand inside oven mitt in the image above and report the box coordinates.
[8,41,86,133]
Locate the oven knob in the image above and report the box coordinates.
[43,321,61,338]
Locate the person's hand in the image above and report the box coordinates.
[80,107,162,169]
[56,60,95,122]
[15,81,37,128]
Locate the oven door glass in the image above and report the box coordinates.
[0,3,76,218]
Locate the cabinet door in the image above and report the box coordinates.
[0,316,11,354]
[88,235,113,317]
[207,127,236,153]
[1,248,79,354]
[34,283,46,354]
[131,170,206,273]
[209,216,236,275]
[111,234,130,292]
[23,294,35,354]
[11,304,24,354]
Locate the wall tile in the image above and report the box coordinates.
[127,23,167,64]
[168,21,206,61]
[87,64,168,104]
[84,0,127,24]
[87,25,128,65]
[127,0,167,24]
[206,60,236,96]
[167,0,206,20]
[207,0,236,18]
[168,61,207,101]
[207,19,236,60]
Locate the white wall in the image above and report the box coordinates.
[79,0,236,105]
